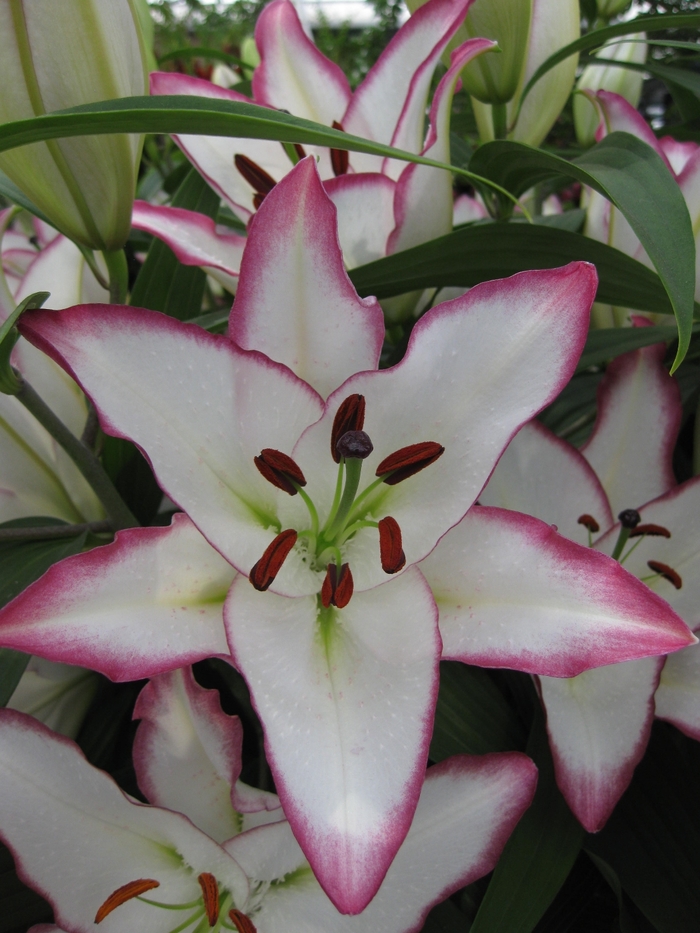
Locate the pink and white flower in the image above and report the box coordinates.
[0,159,693,912]
[481,322,700,830]
[0,677,538,932]
[140,0,494,290]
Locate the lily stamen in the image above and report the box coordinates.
[577,514,600,533]
[330,121,349,176]
[198,873,220,926]
[321,562,354,608]
[95,879,160,922]
[646,560,683,590]
[378,516,406,574]
[228,909,258,933]
[376,442,445,485]
[629,523,671,538]
[254,448,306,496]
[249,530,298,591]
[610,508,641,562]
[330,394,366,463]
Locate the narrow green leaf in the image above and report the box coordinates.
[430,661,525,761]
[576,325,687,372]
[422,898,470,933]
[587,724,700,933]
[0,521,88,609]
[0,841,52,933]
[350,220,684,320]
[469,711,585,933]
[0,171,51,225]
[469,133,696,371]
[130,166,220,318]
[586,852,652,933]
[519,13,700,109]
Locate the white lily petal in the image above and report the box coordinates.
[224,566,440,914]
[230,158,384,399]
[226,753,537,931]
[133,668,281,843]
[342,0,474,174]
[539,657,661,832]
[480,420,613,545]
[19,305,325,579]
[252,0,351,125]
[291,264,597,592]
[421,507,694,676]
[131,201,245,291]
[0,514,233,681]
[0,710,249,933]
[655,642,700,740]
[582,328,681,514]
[325,173,397,268]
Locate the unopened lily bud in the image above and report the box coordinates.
[407,0,579,146]
[0,0,149,251]
[574,35,647,147]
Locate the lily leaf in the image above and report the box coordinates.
[518,12,700,110]
[350,220,689,322]
[469,133,696,372]
[469,709,585,933]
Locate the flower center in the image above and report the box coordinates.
[250,393,444,603]
[94,872,257,933]
[577,508,681,589]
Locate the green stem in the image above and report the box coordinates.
[0,521,112,542]
[491,103,509,140]
[344,475,386,525]
[336,518,378,547]
[325,457,363,540]
[14,376,137,530]
[611,526,631,562]
[618,534,645,565]
[323,461,345,534]
[294,483,319,536]
[103,248,129,303]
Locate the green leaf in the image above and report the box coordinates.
[539,372,601,444]
[421,898,470,933]
[576,325,690,372]
[0,650,30,707]
[581,56,700,101]
[430,661,525,760]
[0,291,50,395]
[0,171,52,225]
[130,166,220,318]
[469,133,696,371]
[518,13,700,110]
[469,710,585,933]
[350,220,685,320]
[587,724,700,933]
[0,841,52,933]
[0,521,88,609]
[0,96,518,208]
[586,852,654,933]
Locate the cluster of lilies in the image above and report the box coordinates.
[0,1,699,931]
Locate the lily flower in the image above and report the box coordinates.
[0,697,538,933]
[582,91,700,326]
[1,159,693,912]
[0,215,107,525]
[145,0,493,283]
[480,322,700,831]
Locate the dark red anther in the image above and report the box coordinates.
[577,514,600,533]
[330,121,349,176]
[294,143,307,160]
[321,562,354,608]
[254,448,306,495]
[331,395,366,463]
[230,909,258,933]
[198,873,219,926]
[378,516,406,574]
[252,192,267,211]
[95,879,160,923]
[250,530,298,591]
[336,430,373,460]
[647,560,682,589]
[376,442,445,485]
[629,523,671,539]
[235,154,277,196]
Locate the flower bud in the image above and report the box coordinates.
[406,0,579,147]
[574,35,647,147]
[0,0,149,251]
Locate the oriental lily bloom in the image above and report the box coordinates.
[0,700,537,933]
[2,158,694,912]
[144,0,494,286]
[0,214,107,524]
[582,91,700,326]
[481,323,700,830]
